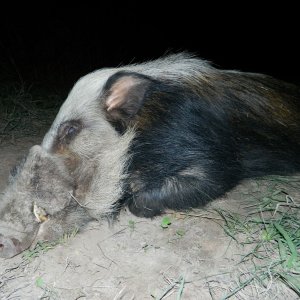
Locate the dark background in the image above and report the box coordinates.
[1,4,299,95]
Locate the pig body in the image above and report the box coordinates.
[1,53,300,257]
[42,53,300,218]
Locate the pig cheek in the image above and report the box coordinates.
[65,156,81,175]
[55,146,80,174]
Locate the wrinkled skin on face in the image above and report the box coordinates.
[0,145,91,258]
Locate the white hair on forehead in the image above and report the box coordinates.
[58,68,115,119]
[64,52,213,110]
[73,52,212,93]
[80,52,213,88]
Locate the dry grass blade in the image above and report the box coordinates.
[210,176,300,298]
[0,82,62,143]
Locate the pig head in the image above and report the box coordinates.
[0,145,91,258]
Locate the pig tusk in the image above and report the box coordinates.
[33,202,49,223]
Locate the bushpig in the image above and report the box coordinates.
[0,145,91,258]
[42,52,300,218]
[1,53,300,257]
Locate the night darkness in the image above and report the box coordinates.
[1,5,299,95]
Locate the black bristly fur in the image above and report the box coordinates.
[124,82,241,217]
[104,71,300,218]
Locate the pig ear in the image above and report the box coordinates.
[102,71,153,126]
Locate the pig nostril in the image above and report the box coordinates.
[0,243,4,249]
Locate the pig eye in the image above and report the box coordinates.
[58,120,82,143]
[66,126,77,137]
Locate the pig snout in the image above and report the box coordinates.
[0,144,79,258]
[0,234,23,258]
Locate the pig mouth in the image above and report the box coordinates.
[0,229,39,259]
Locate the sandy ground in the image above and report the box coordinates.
[0,136,298,300]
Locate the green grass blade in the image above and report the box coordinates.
[274,223,298,269]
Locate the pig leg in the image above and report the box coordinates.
[126,174,234,218]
